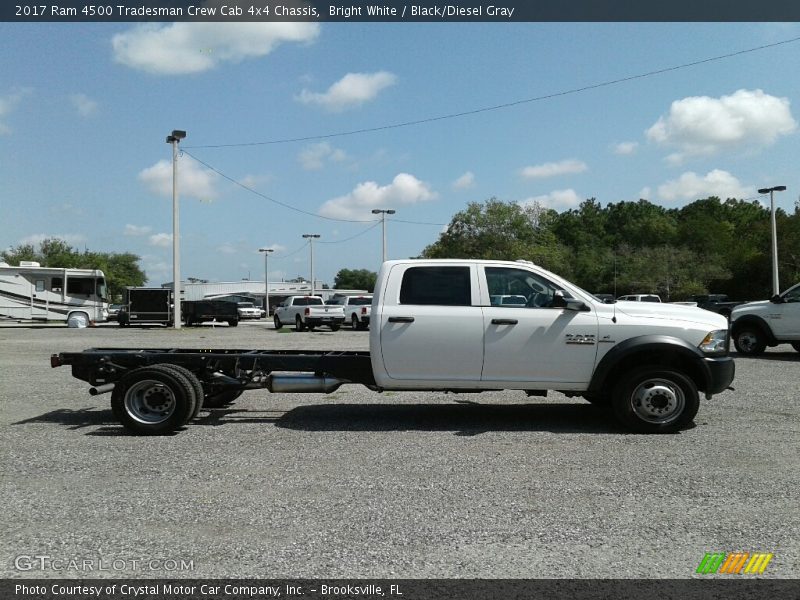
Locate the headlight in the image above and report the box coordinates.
[699,329,729,355]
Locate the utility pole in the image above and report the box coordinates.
[758,185,787,296]
[371,208,396,263]
[166,129,186,329]
[302,234,320,295]
[259,247,274,315]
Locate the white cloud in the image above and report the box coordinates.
[124,224,152,236]
[297,71,397,112]
[520,159,587,180]
[149,233,173,247]
[112,22,320,75]
[70,93,98,117]
[613,141,638,155]
[452,171,475,190]
[239,174,273,189]
[139,159,218,202]
[217,243,237,255]
[319,173,437,220]
[519,189,582,211]
[646,89,797,163]
[0,87,32,135]
[656,170,753,203]
[298,142,348,170]
[19,233,87,247]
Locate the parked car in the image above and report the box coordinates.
[327,294,373,330]
[592,293,615,304]
[236,302,262,320]
[489,294,528,307]
[273,296,346,331]
[617,294,662,303]
[687,294,746,318]
[106,304,125,322]
[730,282,800,355]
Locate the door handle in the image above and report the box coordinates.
[491,318,518,325]
[388,316,415,323]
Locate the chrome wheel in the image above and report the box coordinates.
[124,379,176,424]
[629,377,685,425]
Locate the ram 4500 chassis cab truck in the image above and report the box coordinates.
[52,259,735,435]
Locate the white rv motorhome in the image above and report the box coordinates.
[0,261,108,324]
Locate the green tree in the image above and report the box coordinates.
[1,237,146,301]
[421,198,570,274]
[334,268,378,292]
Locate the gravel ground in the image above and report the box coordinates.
[1,322,798,579]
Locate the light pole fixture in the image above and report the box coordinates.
[258,247,274,316]
[758,185,786,296]
[302,234,320,295]
[371,208,396,263]
[166,129,186,329]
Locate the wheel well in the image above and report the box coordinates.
[600,349,707,395]
[732,316,776,345]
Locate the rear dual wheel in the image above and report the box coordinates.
[111,365,203,435]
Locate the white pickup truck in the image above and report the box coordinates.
[273,295,345,331]
[730,281,800,355]
[327,294,373,329]
[53,259,735,435]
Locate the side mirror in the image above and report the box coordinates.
[770,294,783,304]
[554,290,590,312]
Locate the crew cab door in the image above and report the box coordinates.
[377,264,484,382]
[479,266,599,387]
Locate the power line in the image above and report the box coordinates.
[181,149,377,224]
[270,241,309,259]
[318,220,383,244]
[184,36,800,150]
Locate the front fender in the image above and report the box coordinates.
[731,315,778,346]
[589,335,715,394]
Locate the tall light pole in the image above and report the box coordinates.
[166,129,186,329]
[302,234,320,295]
[259,247,274,316]
[758,185,786,296]
[371,208,396,263]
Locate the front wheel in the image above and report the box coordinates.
[611,366,699,433]
[273,315,283,330]
[733,325,767,356]
[792,342,800,353]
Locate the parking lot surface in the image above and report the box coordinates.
[1,322,798,578]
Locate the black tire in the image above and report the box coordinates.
[611,366,699,433]
[110,366,196,435]
[273,316,283,330]
[203,389,243,408]
[227,319,239,327]
[792,342,800,353]
[295,316,305,332]
[118,313,130,327]
[157,364,204,421]
[583,393,610,407]
[330,324,341,331]
[733,324,767,356]
[351,315,359,329]
[185,317,194,326]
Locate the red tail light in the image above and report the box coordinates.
[305,308,310,315]
[361,307,367,315]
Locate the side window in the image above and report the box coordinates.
[52,277,63,292]
[485,267,564,309]
[784,286,800,303]
[399,266,471,306]
[35,279,45,292]
[67,277,94,295]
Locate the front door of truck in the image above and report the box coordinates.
[479,266,599,387]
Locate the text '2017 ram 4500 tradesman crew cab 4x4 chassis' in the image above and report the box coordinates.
[52,259,735,435]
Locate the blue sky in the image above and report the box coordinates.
[2,22,800,286]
